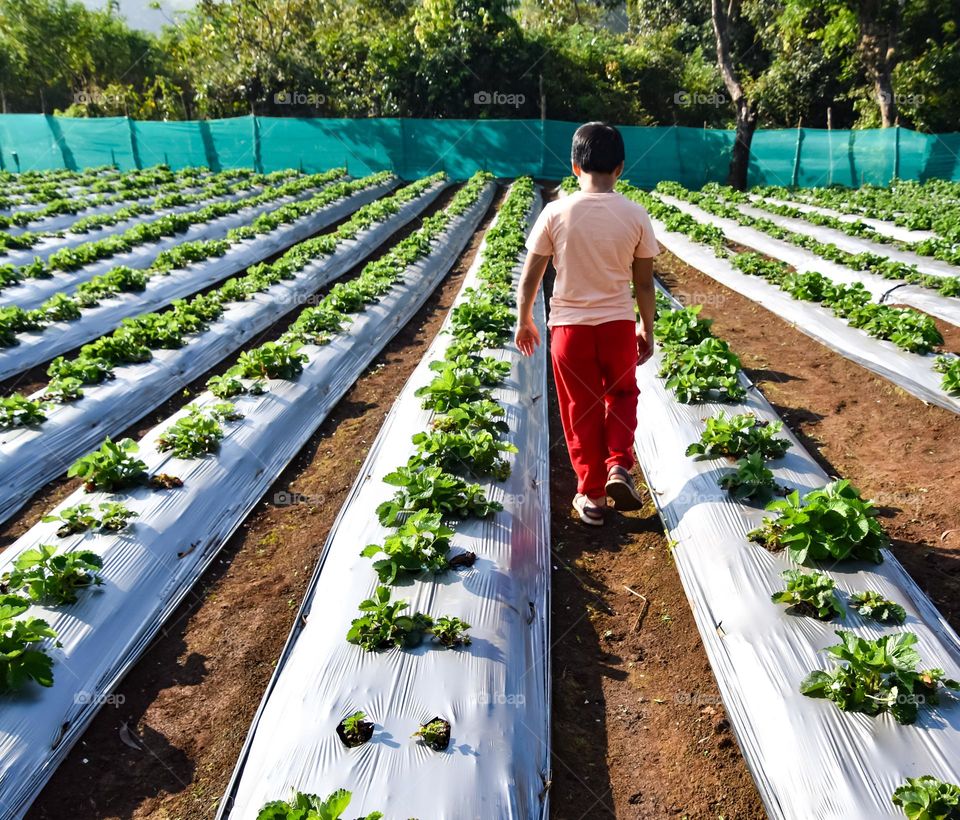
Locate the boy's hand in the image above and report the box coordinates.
[636,325,653,365]
[515,316,541,356]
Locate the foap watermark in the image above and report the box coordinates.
[674,691,724,707]
[74,90,124,107]
[675,291,728,309]
[674,90,727,108]
[274,91,327,108]
[474,691,526,707]
[75,690,126,707]
[273,490,315,506]
[473,90,526,110]
[879,91,925,106]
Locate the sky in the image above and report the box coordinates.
[79,0,196,33]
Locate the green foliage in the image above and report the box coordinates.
[717,452,784,501]
[361,510,455,584]
[233,341,308,381]
[431,399,509,435]
[892,776,960,820]
[415,362,491,412]
[0,394,48,428]
[686,412,791,461]
[376,465,502,526]
[0,594,57,691]
[849,590,907,625]
[770,569,844,620]
[67,437,148,492]
[257,788,382,820]
[42,503,99,537]
[411,429,517,481]
[653,303,713,347]
[431,615,472,648]
[658,337,746,403]
[749,479,888,565]
[2,543,102,605]
[346,586,434,651]
[800,631,959,724]
[934,356,960,395]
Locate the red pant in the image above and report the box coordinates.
[550,320,640,498]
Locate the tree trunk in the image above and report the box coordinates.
[858,0,899,126]
[711,0,756,190]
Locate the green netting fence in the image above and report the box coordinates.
[1,114,959,187]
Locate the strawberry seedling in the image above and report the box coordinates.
[430,616,472,648]
[376,465,501,527]
[361,510,454,584]
[849,590,907,625]
[336,710,374,748]
[718,453,786,502]
[413,717,451,751]
[67,437,148,492]
[2,544,102,605]
[771,570,844,620]
[685,412,791,461]
[42,503,98,537]
[346,586,434,651]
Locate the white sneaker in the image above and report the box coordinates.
[573,493,606,526]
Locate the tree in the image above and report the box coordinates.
[712,0,758,188]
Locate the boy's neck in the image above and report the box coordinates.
[578,172,618,194]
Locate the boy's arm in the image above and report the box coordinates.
[515,252,550,356]
[632,256,655,364]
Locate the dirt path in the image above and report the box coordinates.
[25,190,503,820]
[657,249,960,630]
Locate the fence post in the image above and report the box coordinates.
[127,116,142,170]
[252,114,263,173]
[893,124,901,182]
[791,121,804,187]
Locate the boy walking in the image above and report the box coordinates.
[515,122,658,526]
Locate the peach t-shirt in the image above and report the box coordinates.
[526,190,660,327]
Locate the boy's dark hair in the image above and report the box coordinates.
[571,122,625,173]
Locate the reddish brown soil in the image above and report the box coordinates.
[657,249,960,628]
[24,191,500,820]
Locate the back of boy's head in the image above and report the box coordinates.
[571,122,625,174]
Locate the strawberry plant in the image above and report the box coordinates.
[431,399,509,435]
[415,361,491,412]
[361,510,454,584]
[336,710,374,748]
[749,479,888,565]
[234,341,307,381]
[441,353,512,386]
[0,594,57,690]
[658,337,746,403]
[2,543,103,604]
[0,395,48,428]
[849,590,907,625]
[257,789,382,820]
[411,429,517,480]
[42,503,98,537]
[431,616,472,648]
[98,501,139,532]
[686,412,791,461]
[934,356,960,395]
[800,630,959,724]
[654,304,714,347]
[376,465,502,526]
[413,717,451,751]
[206,374,246,399]
[67,437,148,492]
[41,377,84,403]
[892,776,960,820]
[771,569,843,620]
[157,404,236,459]
[718,453,785,501]
[346,586,434,651]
